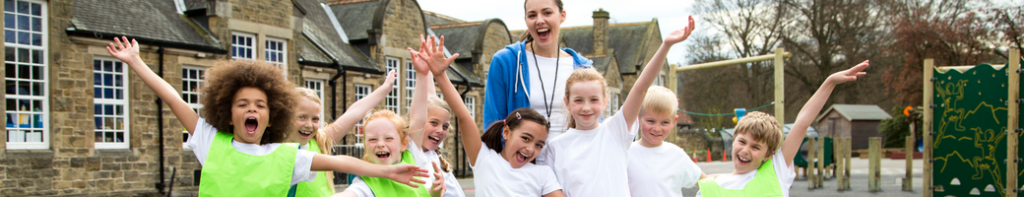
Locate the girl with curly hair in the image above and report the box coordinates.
[106,36,428,196]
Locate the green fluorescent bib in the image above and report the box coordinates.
[199,132,298,197]
[360,150,431,197]
[295,139,334,197]
[698,158,784,197]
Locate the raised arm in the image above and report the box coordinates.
[416,36,483,165]
[107,36,199,134]
[781,60,869,166]
[408,35,437,147]
[310,154,429,187]
[324,70,397,143]
[619,16,695,129]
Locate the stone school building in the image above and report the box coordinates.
[1,0,675,195]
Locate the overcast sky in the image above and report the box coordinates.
[419,0,698,66]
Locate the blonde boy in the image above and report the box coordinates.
[696,60,870,197]
[627,86,705,197]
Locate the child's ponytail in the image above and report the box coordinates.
[481,108,549,153]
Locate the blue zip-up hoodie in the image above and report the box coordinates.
[483,41,593,130]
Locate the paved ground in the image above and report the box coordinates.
[337,158,926,197]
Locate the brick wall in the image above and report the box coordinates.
[231,0,292,29]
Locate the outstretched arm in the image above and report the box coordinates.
[619,16,695,129]
[408,35,437,147]
[324,70,397,143]
[107,36,199,134]
[310,154,429,188]
[416,36,482,166]
[781,60,869,167]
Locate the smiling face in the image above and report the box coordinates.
[731,133,771,174]
[292,97,321,146]
[500,121,548,168]
[363,118,407,165]
[229,87,271,144]
[524,0,565,50]
[422,107,451,152]
[564,80,607,130]
[638,111,677,148]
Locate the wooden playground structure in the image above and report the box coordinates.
[679,47,1024,197]
[923,49,1022,197]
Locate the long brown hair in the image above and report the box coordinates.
[519,0,565,42]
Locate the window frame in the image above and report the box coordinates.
[92,58,130,149]
[181,66,206,146]
[384,57,400,114]
[230,32,256,60]
[4,0,49,149]
[265,37,287,77]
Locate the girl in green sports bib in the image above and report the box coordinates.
[336,35,448,197]
[106,36,429,197]
[288,70,399,197]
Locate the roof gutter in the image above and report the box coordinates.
[65,27,228,54]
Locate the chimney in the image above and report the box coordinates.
[592,8,609,56]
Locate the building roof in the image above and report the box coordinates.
[431,22,482,60]
[70,0,220,51]
[815,104,893,122]
[558,21,657,74]
[423,10,465,26]
[296,0,380,72]
[327,0,381,41]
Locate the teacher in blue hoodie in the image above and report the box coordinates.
[483,0,592,141]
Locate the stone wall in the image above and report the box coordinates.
[231,0,292,29]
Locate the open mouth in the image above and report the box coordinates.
[428,135,441,145]
[515,150,531,163]
[244,117,258,135]
[737,155,751,165]
[536,28,551,40]
[297,129,312,139]
[375,151,391,161]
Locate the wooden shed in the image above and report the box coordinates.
[814,104,893,150]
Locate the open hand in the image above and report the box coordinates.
[827,60,869,85]
[106,36,140,63]
[663,15,695,45]
[413,35,459,76]
[408,36,431,74]
[386,164,430,188]
[430,162,446,194]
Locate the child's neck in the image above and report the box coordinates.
[574,122,600,130]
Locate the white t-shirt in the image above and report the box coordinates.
[185,117,316,185]
[425,150,466,197]
[342,140,435,197]
[695,149,797,197]
[538,110,636,197]
[471,143,562,196]
[627,142,702,197]
[525,50,575,139]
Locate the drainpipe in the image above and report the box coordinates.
[328,65,345,119]
[156,46,167,194]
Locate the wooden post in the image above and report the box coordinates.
[837,137,846,190]
[869,137,882,192]
[808,137,817,189]
[903,135,914,191]
[923,59,934,197]
[1006,49,1020,197]
[774,48,785,132]
[817,134,825,187]
[844,137,851,190]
